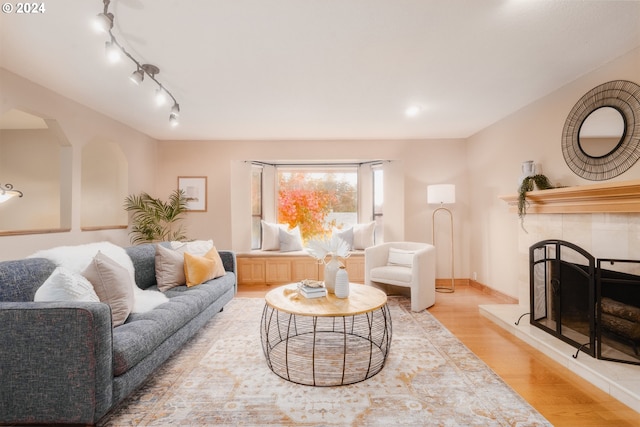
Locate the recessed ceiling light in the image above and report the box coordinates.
[405,105,423,117]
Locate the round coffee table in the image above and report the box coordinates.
[260,283,392,386]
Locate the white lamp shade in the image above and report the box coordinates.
[427,184,455,205]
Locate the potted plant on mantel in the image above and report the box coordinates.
[518,174,554,232]
[124,189,189,244]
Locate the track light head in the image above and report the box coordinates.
[171,103,180,117]
[129,68,144,85]
[155,88,168,106]
[105,40,121,63]
[169,112,179,127]
[93,12,114,33]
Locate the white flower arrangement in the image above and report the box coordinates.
[306,235,351,263]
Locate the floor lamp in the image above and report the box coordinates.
[427,184,455,293]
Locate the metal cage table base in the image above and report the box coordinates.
[260,286,392,386]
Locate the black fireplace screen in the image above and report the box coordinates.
[597,259,640,364]
[530,240,595,358]
[530,240,640,366]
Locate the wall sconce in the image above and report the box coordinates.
[427,184,456,293]
[0,183,23,204]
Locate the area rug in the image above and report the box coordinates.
[98,297,551,426]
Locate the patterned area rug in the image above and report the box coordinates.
[99,297,551,426]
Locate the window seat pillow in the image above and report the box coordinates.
[238,249,365,258]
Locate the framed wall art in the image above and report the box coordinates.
[178,176,207,212]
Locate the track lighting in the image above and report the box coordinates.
[94,0,180,127]
[105,39,121,63]
[170,103,180,117]
[93,11,113,33]
[155,88,168,106]
[129,68,144,85]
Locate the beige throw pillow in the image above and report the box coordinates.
[387,248,415,268]
[155,244,186,292]
[83,251,135,327]
[353,222,376,250]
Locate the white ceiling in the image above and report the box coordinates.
[1,0,639,141]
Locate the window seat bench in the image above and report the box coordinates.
[236,251,364,286]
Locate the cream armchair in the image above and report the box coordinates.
[364,242,436,312]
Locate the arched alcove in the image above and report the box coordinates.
[0,108,71,235]
[81,139,128,230]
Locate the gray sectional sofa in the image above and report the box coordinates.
[0,243,236,425]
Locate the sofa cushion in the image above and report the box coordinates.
[0,258,56,302]
[370,265,412,285]
[126,243,166,290]
[111,272,236,375]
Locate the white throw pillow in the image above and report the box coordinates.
[279,226,304,252]
[261,221,286,251]
[171,239,214,256]
[353,222,376,250]
[332,227,354,250]
[34,267,100,302]
[387,248,415,268]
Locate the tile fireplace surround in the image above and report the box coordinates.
[486,180,640,413]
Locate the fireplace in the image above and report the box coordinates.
[530,239,640,365]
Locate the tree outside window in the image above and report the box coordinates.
[278,167,357,242]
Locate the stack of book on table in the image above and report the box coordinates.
[297,281,326,299]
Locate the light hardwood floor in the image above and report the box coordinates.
[237,283,640,427]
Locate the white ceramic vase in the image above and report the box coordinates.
[324,255,341,294]
[335,266,349,298]
[518,160,536,190]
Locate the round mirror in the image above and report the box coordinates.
[562,80,640,181]
[578,106,626,158]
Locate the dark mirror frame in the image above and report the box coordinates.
[562,80,640,181]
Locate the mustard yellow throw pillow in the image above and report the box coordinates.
[183,247,226,287]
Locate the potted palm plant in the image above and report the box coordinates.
[124,189,189,244]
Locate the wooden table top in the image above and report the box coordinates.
[264,283,387,317]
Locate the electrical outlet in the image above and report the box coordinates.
[473,272,478,281]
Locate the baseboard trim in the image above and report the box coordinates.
[435,278,517,304]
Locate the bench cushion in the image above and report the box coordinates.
[370,265,412,286]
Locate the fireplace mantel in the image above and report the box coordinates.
[499,179,640,214]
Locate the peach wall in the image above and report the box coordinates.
[156,139,470,279]
[466,47,640,300]
[0,69,158,260]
